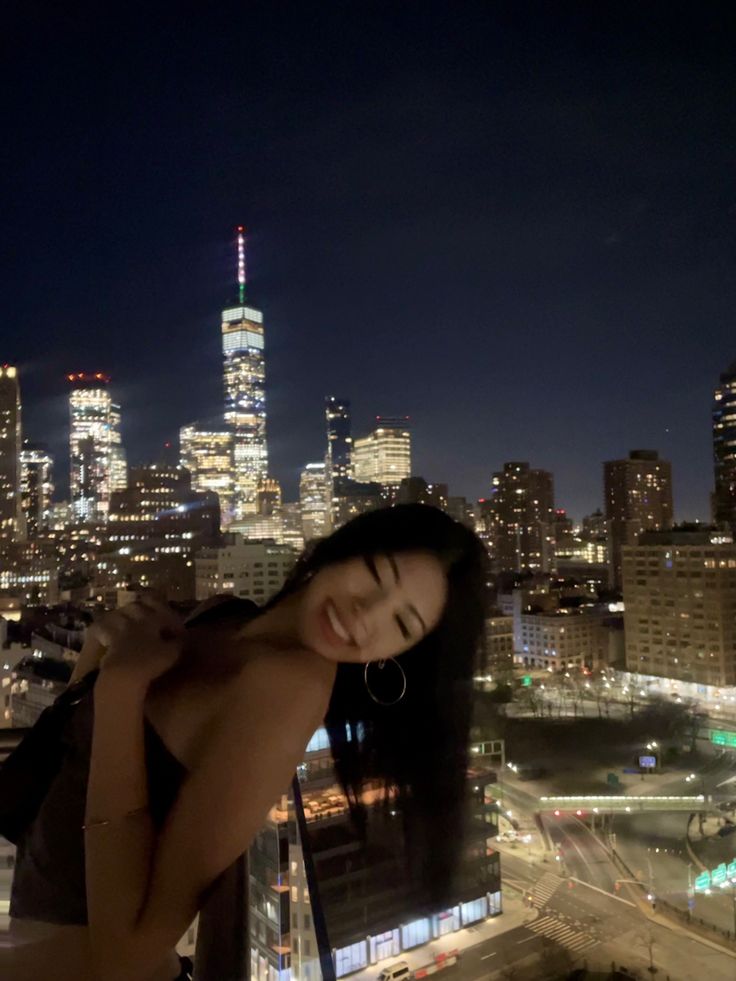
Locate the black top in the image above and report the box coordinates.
[10,684,187,924]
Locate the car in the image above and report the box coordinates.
[377,961,412,981]
[497,830,518,842]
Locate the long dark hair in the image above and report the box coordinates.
[265,503,490,907]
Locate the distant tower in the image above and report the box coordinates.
[68,373,124,524]
[20,442,54,537]
[353,416,411,486]
[0,365,22,539]
[222,226,268,518]
[604,450,673,589]
[483,462,555,573]
[713,361,736,532]
[325,397,352,481]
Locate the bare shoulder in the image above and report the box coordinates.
[219,645,337,750]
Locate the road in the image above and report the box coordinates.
[487,772,736,978]
[611,750,736,934]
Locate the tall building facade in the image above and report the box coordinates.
[713,361,736,531]
[244,728,501,981]
[68,373,125,524]
[300,462,331,542]
[109,401,127,493]
[0,365,22,539]
[482,462,555,574]
[604,450,673,589]
[623,529,736,688]
[222,230,268,519]
[395,476,448,511]
[105,463,220,601]
[20,442,54,538]
[180,423,234,525]
[353,417,411,486]
[194,536,296,603]
[325,397,352,481]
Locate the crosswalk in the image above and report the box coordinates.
[529,913,599,954]
[531,872,564,908]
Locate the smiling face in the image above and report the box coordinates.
[297,550,448,664]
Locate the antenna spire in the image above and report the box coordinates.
[236,226,246,304]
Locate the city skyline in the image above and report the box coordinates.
[4,5,736,520]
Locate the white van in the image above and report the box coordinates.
[377,961,412,981]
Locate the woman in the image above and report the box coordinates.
[4,504,489,981]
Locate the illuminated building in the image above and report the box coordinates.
[256,476,282,517]
[180,423,234,525]
[277,734,501,981]
[623,528,736,688]
[0,365,22,540]
[105,464,219,601]
[395,476,448,511]
[222,227,268,519]
[713,361,736,532]
[109,401,127,492]
[300,462,331,542]
[0,540,59,605]
[604,450,673,589]
[20,442,54,538]
[194,536,297,603]
[516,604,612,671]
[446,496,475,528]
[481,462,555,574]
[582,508,606,540]
[481,614,514,681]
[325,397,352,481]
[332,477,384,529]
[68,373,125,524]
[353,417,411,486]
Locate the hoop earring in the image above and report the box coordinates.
[364,658,407,706]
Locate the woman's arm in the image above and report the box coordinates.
[67,634,106,686]
[86,648,334,981]
[84,672,164,977]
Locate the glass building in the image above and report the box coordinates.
[352,418,411,487]
[300,463,331,542]
[180,423,234,527]
[713,361,736,533]
[0,365,22,540]
[222,303,268,520]
[68,373,124,525]
[20,442,54,538]
[246,728,502,981]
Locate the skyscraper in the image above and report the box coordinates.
[0,365,22,539]
[20,442,54,538]
[482,462,555,573]
[623,528,736,688]
[68,373,124,524]
[179,423,234,525]
[299,462,331,541]
[713,360,736,531]
[222,227,268,519]
[353,416,411,485]
[604,450,673,589]
[109,401,127,493]
[325,396,352,480]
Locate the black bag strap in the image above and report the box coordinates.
[292,775,336,981]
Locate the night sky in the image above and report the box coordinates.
[4,3,736,520]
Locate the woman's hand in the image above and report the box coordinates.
[92,594,185,687]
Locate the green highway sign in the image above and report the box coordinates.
[521,675,533,687]
[694,860,736,892]
[709,729,736,748]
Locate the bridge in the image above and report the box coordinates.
[537,794,712,814]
